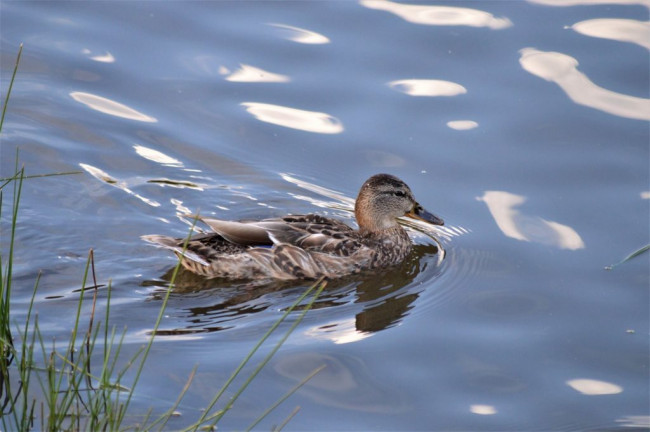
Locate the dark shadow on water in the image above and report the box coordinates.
[140,243,444,336]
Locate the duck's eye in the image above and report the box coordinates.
[393,191,406,197]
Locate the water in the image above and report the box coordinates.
[2,1,649,430]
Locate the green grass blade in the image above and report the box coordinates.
[0,164,24,428]
[185,278,325,432]
[2,166,24,343]
[246,364,325,432]
[605,244,650,270]
[273,405,301,432]
[0,171,83,190]
[48,250,93,426]
[202,278,327,427]
[0,171,83,182]
[0,43,22,133]
[209,280,326,428]
[150,364,198,432]
[116,216,201,427]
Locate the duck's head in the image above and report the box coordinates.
[354,173,444,233]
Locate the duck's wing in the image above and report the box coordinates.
[247,243,375,279]
[199,214,358,252]
[197,218,274,246]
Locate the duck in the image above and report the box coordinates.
[142,173,444,280]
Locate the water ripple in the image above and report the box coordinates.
[79,163,161,207]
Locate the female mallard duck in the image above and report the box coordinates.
[143,174,444,280]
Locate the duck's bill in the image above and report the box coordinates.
[407,205,444,226]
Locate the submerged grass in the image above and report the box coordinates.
[1,43,325,430]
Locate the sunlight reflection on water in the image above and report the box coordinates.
[221,64,290,83]
[477,190,584,250]
[81,48,115,63]
[571,18,650,49]
[519,48,650,121]
[241,102,344,134]
[70,91,157,122]
[567,378,623,395]
[447,120,479,130]
[267,22,331,44]
[388,79,467,97]
[360,0,512,29]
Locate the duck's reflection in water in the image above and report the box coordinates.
[141,243,442,337]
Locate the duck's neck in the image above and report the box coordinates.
[358,223,407,240]
[361,224,413,266]
[355,207,400,234]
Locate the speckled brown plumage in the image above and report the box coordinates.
[142,174,444,280]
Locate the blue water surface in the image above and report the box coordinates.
[1,1,648,430]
